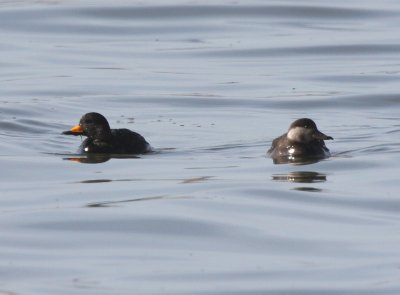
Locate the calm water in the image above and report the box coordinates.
[1,0,400,294]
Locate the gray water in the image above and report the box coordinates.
[1,0,400,294]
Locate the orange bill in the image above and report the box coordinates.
[70,124,83,133]
[62,124,84,135]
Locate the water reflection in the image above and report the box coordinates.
[294,187,323,192]
[63,154,140,164]
[181,176,214,184]
[86,196,167,208]
[272,171,326,183]
[271,156,326,165]
[272,171,327,193]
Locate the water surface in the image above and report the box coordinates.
[1,1,400,294]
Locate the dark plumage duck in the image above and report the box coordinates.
[63,112,151,154]
[268,118,333,162]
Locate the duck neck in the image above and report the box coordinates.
[92,127,113,142]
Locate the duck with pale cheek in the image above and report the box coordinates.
[268,118,333,162]
[63,112,151,154]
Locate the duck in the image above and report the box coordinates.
[62,112,151,154]
[268,118,333,162]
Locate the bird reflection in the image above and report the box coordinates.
[272,171,326,183]
[63,154,139,164]
[271,156,324,165]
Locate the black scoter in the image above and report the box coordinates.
[63,112,151,154]
[268,118,333,162]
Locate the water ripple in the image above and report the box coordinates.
[194,44,400,58]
